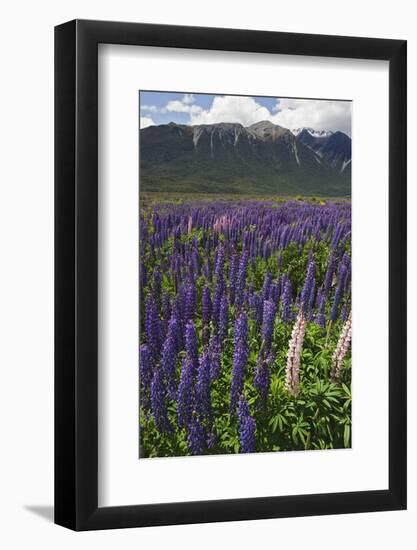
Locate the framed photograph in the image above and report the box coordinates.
[55,19,407,530]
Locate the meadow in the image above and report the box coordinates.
[139,194,352,458]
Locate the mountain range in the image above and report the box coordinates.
[140,121,351,196]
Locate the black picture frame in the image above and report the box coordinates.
[55,19,407,531]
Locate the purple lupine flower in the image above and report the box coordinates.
[248,292,257,321]
[331,223,343,249]
[261,299,276,352]
[262,241,271,260]
[202,259,212,282]
[323,251,336,295]
[153,268,162,304]
[234,251,249,310]
[201,285,212,327]
[206,431,218,450]
[316,289,326,328]
[341,253,351,294]
[330,261,348,321]
[211,275,224,329]
[159,317,167,345]
[185,320,198,373]
[300,258,316,315]
[184,281,197,321]
[187,414,206,456]
[195,351,212,421]
[307,278,316,321]
[228,252,238,305]
[219,293,229,342]
[262,272,273,302]
[340,301,349,322]
[173,285,185,326]
[281,276,293,323]
[161,291,171,323]
[191,248,200,276]
[161,334,177,400]
[269,280,281,304]
[214,244,225,281]
[208,334,221,380]
[145,295,160,359]
[252,293,264,327]
[254,356,270,404]
[177,357,194,428]
[140,260,147,288]
[167,313,181,354]
[230,312,249,413]
[237,395,256,453]
[139,344,152,409]
[150,368,171,433]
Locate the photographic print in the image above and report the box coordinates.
[139,91,352,458]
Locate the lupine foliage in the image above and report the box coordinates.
[139,196,352,458]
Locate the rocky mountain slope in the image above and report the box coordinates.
[140,120,351,196]
[296,128,351,174]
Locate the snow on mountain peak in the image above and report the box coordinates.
[291,128,334,138]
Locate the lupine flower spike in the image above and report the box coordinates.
[330,311,352,382]
[230,312,249,413]
[285,308,307,397]
[237,395,256,453]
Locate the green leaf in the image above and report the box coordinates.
[269,415,280,433]
[344,424,351,448]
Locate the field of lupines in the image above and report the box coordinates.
[139,196,352,458]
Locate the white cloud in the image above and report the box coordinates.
[140,116,154,128]
[271,98,351,135]
[189,95,272,127]
[140,94,351,135]
[140,104,158,113]
[187,95,351,135]
[165,100,203,115]
[140,94,201,116]
[182,93,195,104]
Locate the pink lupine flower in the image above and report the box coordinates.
[285,309,306,397]
[330,311,352,382]
[213,214,229,233]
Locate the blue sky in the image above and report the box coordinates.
[139,91,352,135]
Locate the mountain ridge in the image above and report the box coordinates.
[140,121,351,196]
